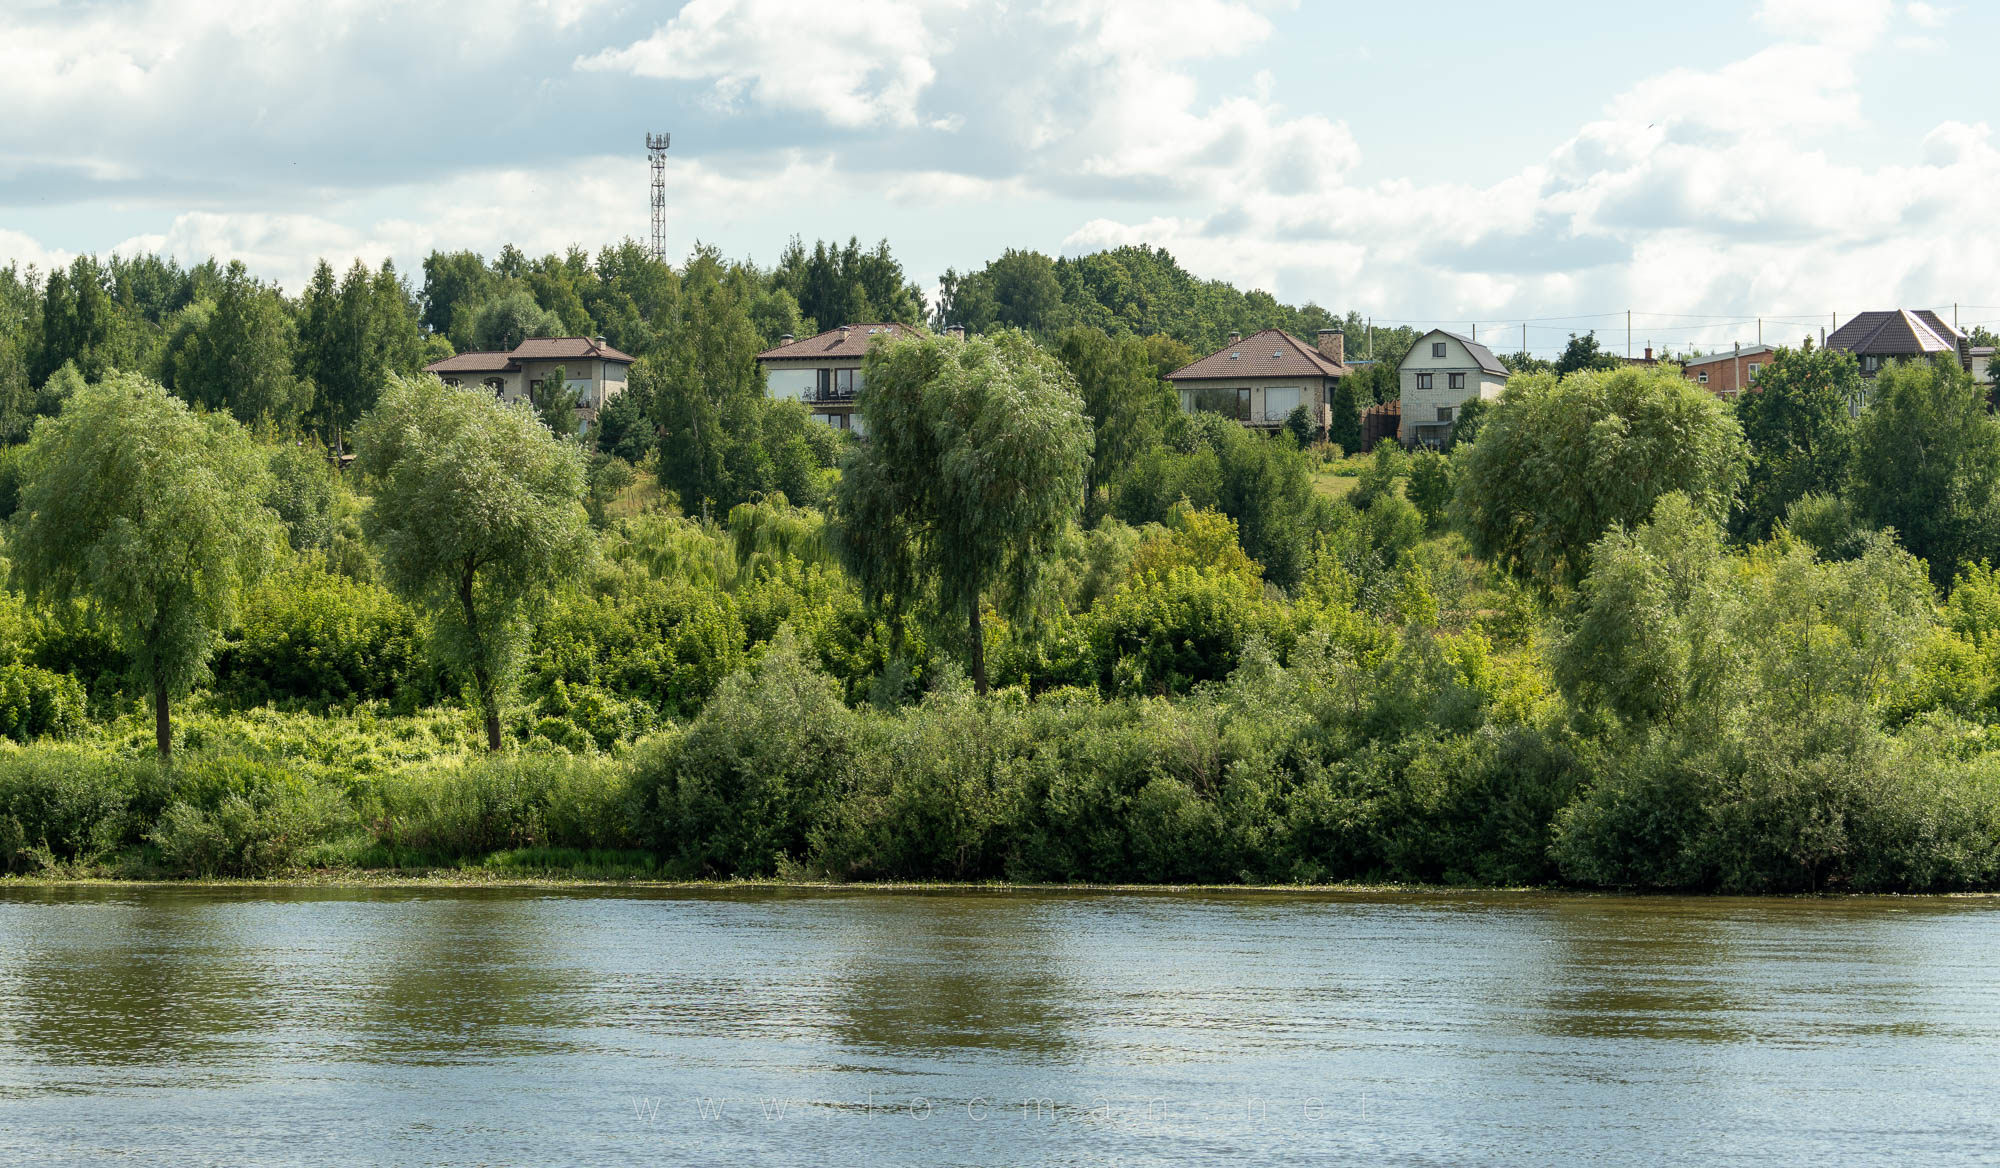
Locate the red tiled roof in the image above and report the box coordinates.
[756,323,922,361]
[425,351,515,374]
[1827,310,1963,357]
[424,337,636,376]
[1164,328,1350,381]
[509,337,636,363]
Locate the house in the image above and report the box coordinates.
[425,336,634,418]
[1680,344,1776,399]
[1162,328,1352,432]
[1825,310,1970,378]
[1397,329,1508,447]
[754,322,928,433]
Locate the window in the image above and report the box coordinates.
[1698,371,1709,384]
[1415,372,1433,390]
[1748,362,1761,382]
[1264,386,1301,422]
[441,377,461,387]
[1432,342,1447,358]
[1183,386,1251,420]
[483,377,505,395]
[1448,372,1465,390]
[1864,355,1879,372]
[1436,406,1453,422]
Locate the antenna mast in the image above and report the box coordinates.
[646,132,671,263]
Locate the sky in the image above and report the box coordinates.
[3,0,1999,356]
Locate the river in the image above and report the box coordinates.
[1,886,1996,1165]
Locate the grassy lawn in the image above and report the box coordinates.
[1310,452,1369,501]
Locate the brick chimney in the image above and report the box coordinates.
[947,324,966,341]
[839,325,852,342]
[593,334,607,349]
[1227,330,1241,345]
[1317,328,1344,365]
[1644,346,1653,361]
[778,334,795,347]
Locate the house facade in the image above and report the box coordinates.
[1398,329,1508,447]
[425,336,634,418]
[755,322,927,433]
[1680,344,1776,399]
[1163,328,1351,432]
[1826,310,1970,378]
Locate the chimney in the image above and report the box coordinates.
[1644,346,1653,361]
[778,334,795,347]
[593,334,606,349]
[1317,328,1344,366]
[947,324,966,341]
[840,325,852,341]
[1227,330,1241,345]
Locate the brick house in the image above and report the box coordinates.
[1163,328,1352,432]
[1680,344,1776,399]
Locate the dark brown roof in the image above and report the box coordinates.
[424,337,635,376]
[1164,328,1350,381]
[425,351,515,374]
[1827,310,1963,357]
[509,337,636,363]
[756,323,922,362]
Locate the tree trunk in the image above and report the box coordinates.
[153,678,172,762]
[474,662,502,752]
[966,590,988,696]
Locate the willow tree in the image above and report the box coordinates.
[357,375,592,750]
[11,373,276,759]
[834,329,1091,693]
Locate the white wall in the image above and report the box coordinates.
[1400,334,1506,444]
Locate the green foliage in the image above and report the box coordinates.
[0,746,150,872]
[836,329,1092,690]
[649,247,770,513]
[1405,450,1455,529]
[215,565,426,709]
[1850,358,2000,588]
[160,261,312,426]
[1053,325,1172,520]
[267,440,339,551]
[771,236,927,331]
[631,633,860,876]
[1449,395,1489,448]
[149,754,351,876]
[356,375,592,749]
[1553,331,1621,376]
[1732,343,1860,540]
[1454,366,1747,587]
[0,664,86,742]
[298,258,424,435]
[1326,375,1364,452]
[465,289,563,352]
[374,753,635,859]
[11,373,277,756]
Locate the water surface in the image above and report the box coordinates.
[1,886,1995,1165]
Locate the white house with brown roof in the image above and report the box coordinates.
[426,336,635,418]
[1398,329,1509,447]
[754,322,924,433]
[1163,328,1352,432]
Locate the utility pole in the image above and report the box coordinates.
[1627,309,1632,358]
[1522,323,1528,360]
[1367,317,1372,361]
[1757,317,1762,346]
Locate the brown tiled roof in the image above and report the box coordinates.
[757,323,922,361]
[1164,328,1350,381]
[1827,310,1963,357]
[509,337,636,363]
[426,351,516,374]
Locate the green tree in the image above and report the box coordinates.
[1326,374,1364,452]
[161,262,311,426]
[356,376,592,750]
[11,373,276,758]
[835,330,1091,692]
[467,290,563,352]
[298,259,424,440]
[651,246,767,513]
[33,255,130,385]
[1449,395,1490,448]
[1731,342,1860,541]
[419,249,497,339]
[1554,332,1621,377]
[1405,449,1455,529]
[1052,326,1170,520]
[533,363,579,439]
[1455,366,1747,587]
[1851,359,2000,588]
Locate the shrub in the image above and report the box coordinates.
[0,663,86,742]
[215,565,428,708]
[375,752,635,859]
[145,751,354,877]
[630,633,860,876]
[0,746,150,872]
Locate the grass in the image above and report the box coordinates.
[604,470,670,519]
[1309,451,1368,500]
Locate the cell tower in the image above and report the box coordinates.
[646,131,671,263]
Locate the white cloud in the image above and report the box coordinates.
[578,0,960,129]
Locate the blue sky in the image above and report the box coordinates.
[4,0,1998,355]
